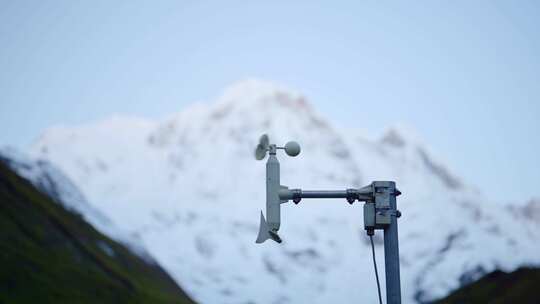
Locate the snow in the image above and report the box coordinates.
[26,79,540,303]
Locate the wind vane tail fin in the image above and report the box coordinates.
[256,211,271,243]
[255,211,282,243]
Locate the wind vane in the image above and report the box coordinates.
[254,134,403,304]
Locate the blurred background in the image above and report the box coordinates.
[1,1,539,303]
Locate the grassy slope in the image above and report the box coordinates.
[435,267,540,304]
[0,161,195,304]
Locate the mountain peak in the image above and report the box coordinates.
[215,79,312,113]
[219,79,298,100]
[148,79,333,151]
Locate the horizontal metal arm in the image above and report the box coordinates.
[300,190,349,198]
[279,189,347,199]
[279,188,372,204]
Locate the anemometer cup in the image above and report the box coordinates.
[284,141,301,157]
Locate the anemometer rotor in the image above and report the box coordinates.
[255,134,301,160]
[254,134,403,304]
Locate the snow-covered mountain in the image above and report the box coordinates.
[27,79,540,303]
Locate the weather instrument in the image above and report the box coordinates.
[254,134,403,304]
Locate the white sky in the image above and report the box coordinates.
[1,1,539,203]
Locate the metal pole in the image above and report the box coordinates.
[383,183,401,304]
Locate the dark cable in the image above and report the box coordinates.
[370,234,383,304]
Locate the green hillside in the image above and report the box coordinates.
[0,161,195,304]
[435,267,540,304]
